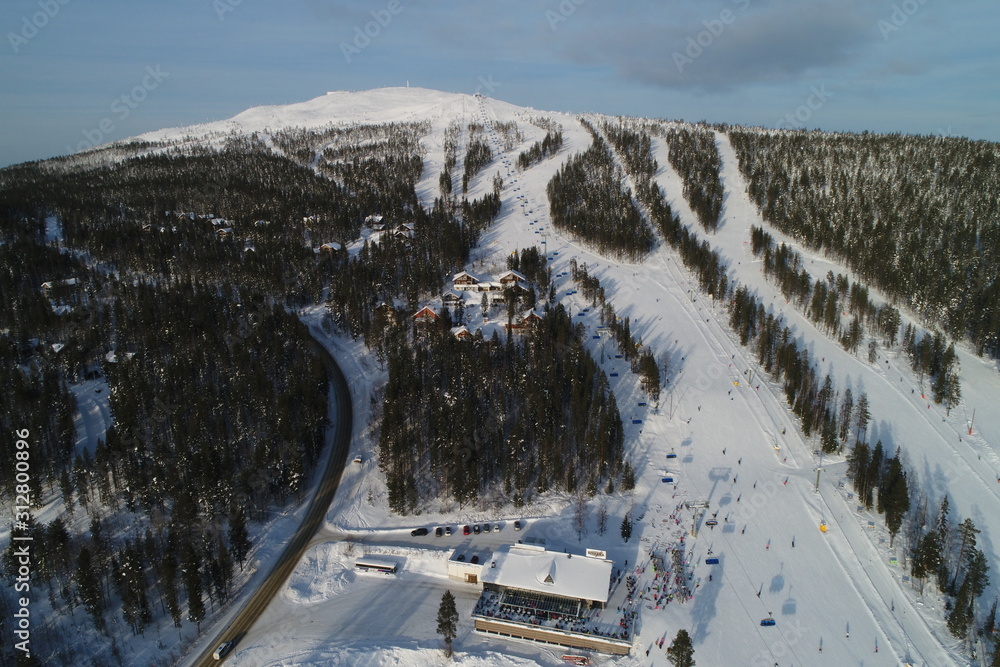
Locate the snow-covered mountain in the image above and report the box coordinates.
[16,87,999,667]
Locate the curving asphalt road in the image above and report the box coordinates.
[191,333,352,665]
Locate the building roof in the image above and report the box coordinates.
[412,306,439,319]
[453,271,480,282]
[499,269,528,282]
[481,544,613,604]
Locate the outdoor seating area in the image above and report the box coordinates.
[473,589,633,642]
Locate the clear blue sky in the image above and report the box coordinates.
[1,0,997,167]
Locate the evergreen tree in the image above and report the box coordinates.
[436,590,459,657]
[952,519,981,592]
[937,496,953,591]
[182,542,205,632]
[162,548,182,629]
[878,455,909,546]
[229,507,251,572]
[838,388,853,443]
[948,577,973,639]
[667,628,696,667]
[76,546,105,632]
[911,530,941,595]
[855,392,871,442]
[621,514,633,542]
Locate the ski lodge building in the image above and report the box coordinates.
[473,544,629,655]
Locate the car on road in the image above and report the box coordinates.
[514,520,522,531]
[435,527,443,537]
[473,524,481,534]
[445,526,453,536]
[213,641,234,660]
[463,525,471,535]
[411,527,429,537]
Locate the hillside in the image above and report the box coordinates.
[1,87,998,667]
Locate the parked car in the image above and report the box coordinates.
[493,523,501,532]
[213,641,234,660]
[411,527,429,537]
[445,526,453,536]
[463,525,471,535]
[473,524,481,534]
[482,523,491,533]
[435,527,443,537]
[457,554,466,562]
[513,520,522,531]
[471,555,480,564]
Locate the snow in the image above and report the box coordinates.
[61,87,997,666]
[481,544,614,605]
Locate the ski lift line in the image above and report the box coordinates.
[675,458,785,629]
[643,253,795,466]
[815,480,943,666]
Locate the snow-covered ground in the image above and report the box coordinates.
[55,87,999,666]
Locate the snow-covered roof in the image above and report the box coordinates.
[320,242,343,251]
[453,271,480,282]
[499,269,527,282]
[481,544,613,604]
[41,278,79,290]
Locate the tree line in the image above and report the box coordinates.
[749,226,961,407]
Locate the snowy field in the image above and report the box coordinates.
[66,87,996,666]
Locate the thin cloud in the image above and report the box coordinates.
[563,2,880,91]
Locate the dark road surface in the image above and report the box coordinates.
[191,332,352,665]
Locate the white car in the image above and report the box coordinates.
[213,640,234,660]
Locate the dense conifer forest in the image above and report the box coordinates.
[546,121,653,260]
[728,129,1000,357]
[378,302,625,513]
[660,126,724,233]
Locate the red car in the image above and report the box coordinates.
[463,525,471,535]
